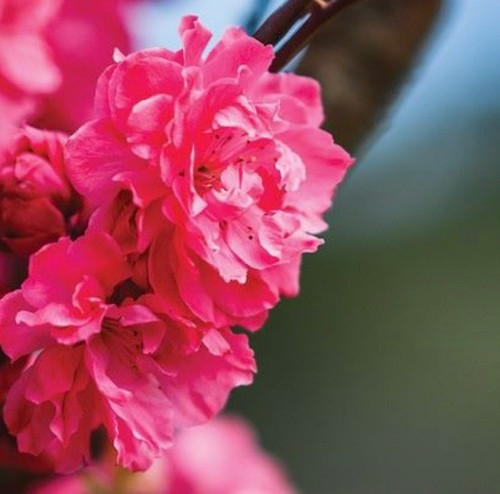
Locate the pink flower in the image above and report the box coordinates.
[30,416,298,494]
[0,0,62,143]
[35,0,134,132]
[0,126,84,258]
[66,16,354,331]
[163,416,298,494]
[0,233,255,472]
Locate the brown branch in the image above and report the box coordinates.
[253,0,312,46]
[270,0,366,72]
[297,0,443,150]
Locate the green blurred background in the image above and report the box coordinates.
[148,0,500,492]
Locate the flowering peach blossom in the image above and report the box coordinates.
[66,16,353,331]
[0,233,255,472]
[0,0,61,143]
[0,126,83,258]
[30,416,297,494]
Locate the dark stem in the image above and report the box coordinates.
[253,0,312,46]
[268,0,365,72]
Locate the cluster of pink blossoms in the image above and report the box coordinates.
[0,3,352,482]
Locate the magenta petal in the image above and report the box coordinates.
[204,26,274,87]
[65,118,146,203]
[200,263,278,321]
[179,15,212,66]
[126,94,175,159]
[148,229,214,323]
[23,346,82,404]
[22,233,130,309]
[0,291,53,360]
[4,345,99,473]
[85,335,173,471]
[156,328,256,428]
[281,127,354,233]
[261,257,302,298]
[111,54,183,123]
[252,72,324,126]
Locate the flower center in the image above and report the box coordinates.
[194,163,223,191]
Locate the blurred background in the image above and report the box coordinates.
[134,0,500,492]
[13,0,500,492]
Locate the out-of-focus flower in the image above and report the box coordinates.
[0,126,83,259]
[30,416,298,494]
[160,416,298,494]
[66,16,354,332]
[0,233,255,473]
[35,0,134,132]
[0,0,62,143]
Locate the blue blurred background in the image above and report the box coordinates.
[134,1,500,492]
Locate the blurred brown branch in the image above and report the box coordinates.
[254,0,311,45]
[270,0,365,71]
[297,0,444,151]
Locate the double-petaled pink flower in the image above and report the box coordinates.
[66,16,353,331]
[0,233,255,472]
